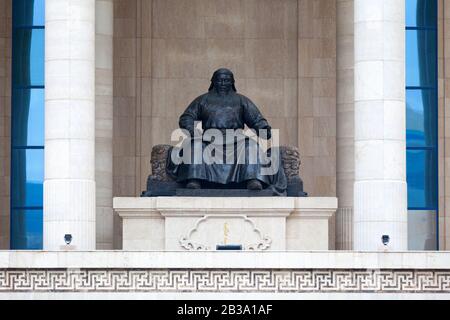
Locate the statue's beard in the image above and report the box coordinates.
[216,87,231,96]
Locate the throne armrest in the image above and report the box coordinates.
[150,144,174,182]
[279,145,301,181]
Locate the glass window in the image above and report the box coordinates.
[13,0,45,27]
[11,0,45,250]
[11,149,44,208]
[406,149,437,209]
[405,0,438,250]
[12,88,45,147]
[406,89,437,147]
[406,29,437,87]
[10,209,43,250]
[406,0,437,28]
[12,28,45,87]
[408,210,437,250]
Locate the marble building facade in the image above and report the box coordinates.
[1,0,450,298]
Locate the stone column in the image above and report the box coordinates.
[95,0,113,249]
[44,0,96,250]
[353,0,407,250]
[336,0,354,250]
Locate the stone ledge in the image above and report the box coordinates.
[2,251,450,269]
[113,197,338,211]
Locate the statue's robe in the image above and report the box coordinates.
[166,90,287,195]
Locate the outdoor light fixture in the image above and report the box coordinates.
[64,234,72,245]
[382,235,390,246]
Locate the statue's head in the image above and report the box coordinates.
[208,68,237,95]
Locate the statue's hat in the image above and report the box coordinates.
[208,68,237,92]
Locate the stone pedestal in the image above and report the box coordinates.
[114,197,337,251]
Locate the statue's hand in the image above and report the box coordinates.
[189,128,203,139]
[259,125,272,140]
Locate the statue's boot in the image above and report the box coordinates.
[247,179,263,190]
[186,179,201,189]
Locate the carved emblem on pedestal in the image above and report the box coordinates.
[179,215,272,251]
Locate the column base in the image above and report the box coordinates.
[44,179,96,250]
[354,180,407,251]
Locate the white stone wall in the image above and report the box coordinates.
[1,251,450,299]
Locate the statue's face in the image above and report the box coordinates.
[213,73,233,95]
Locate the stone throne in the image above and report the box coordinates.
[142,144,307,197]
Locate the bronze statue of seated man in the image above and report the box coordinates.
[166,68,287,195]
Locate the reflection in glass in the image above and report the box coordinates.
[406,89,436,147]
[11,209,43,250]
[408,210,437,250]
[11,149,44,208]
[406,30,437,87]
[11,0,45,250]
[407,149,437,209]
[406,0,437,28]
[13,0,45,27]
[405,0,438,248]
[12,89,44,147]
[12,28,45,86]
